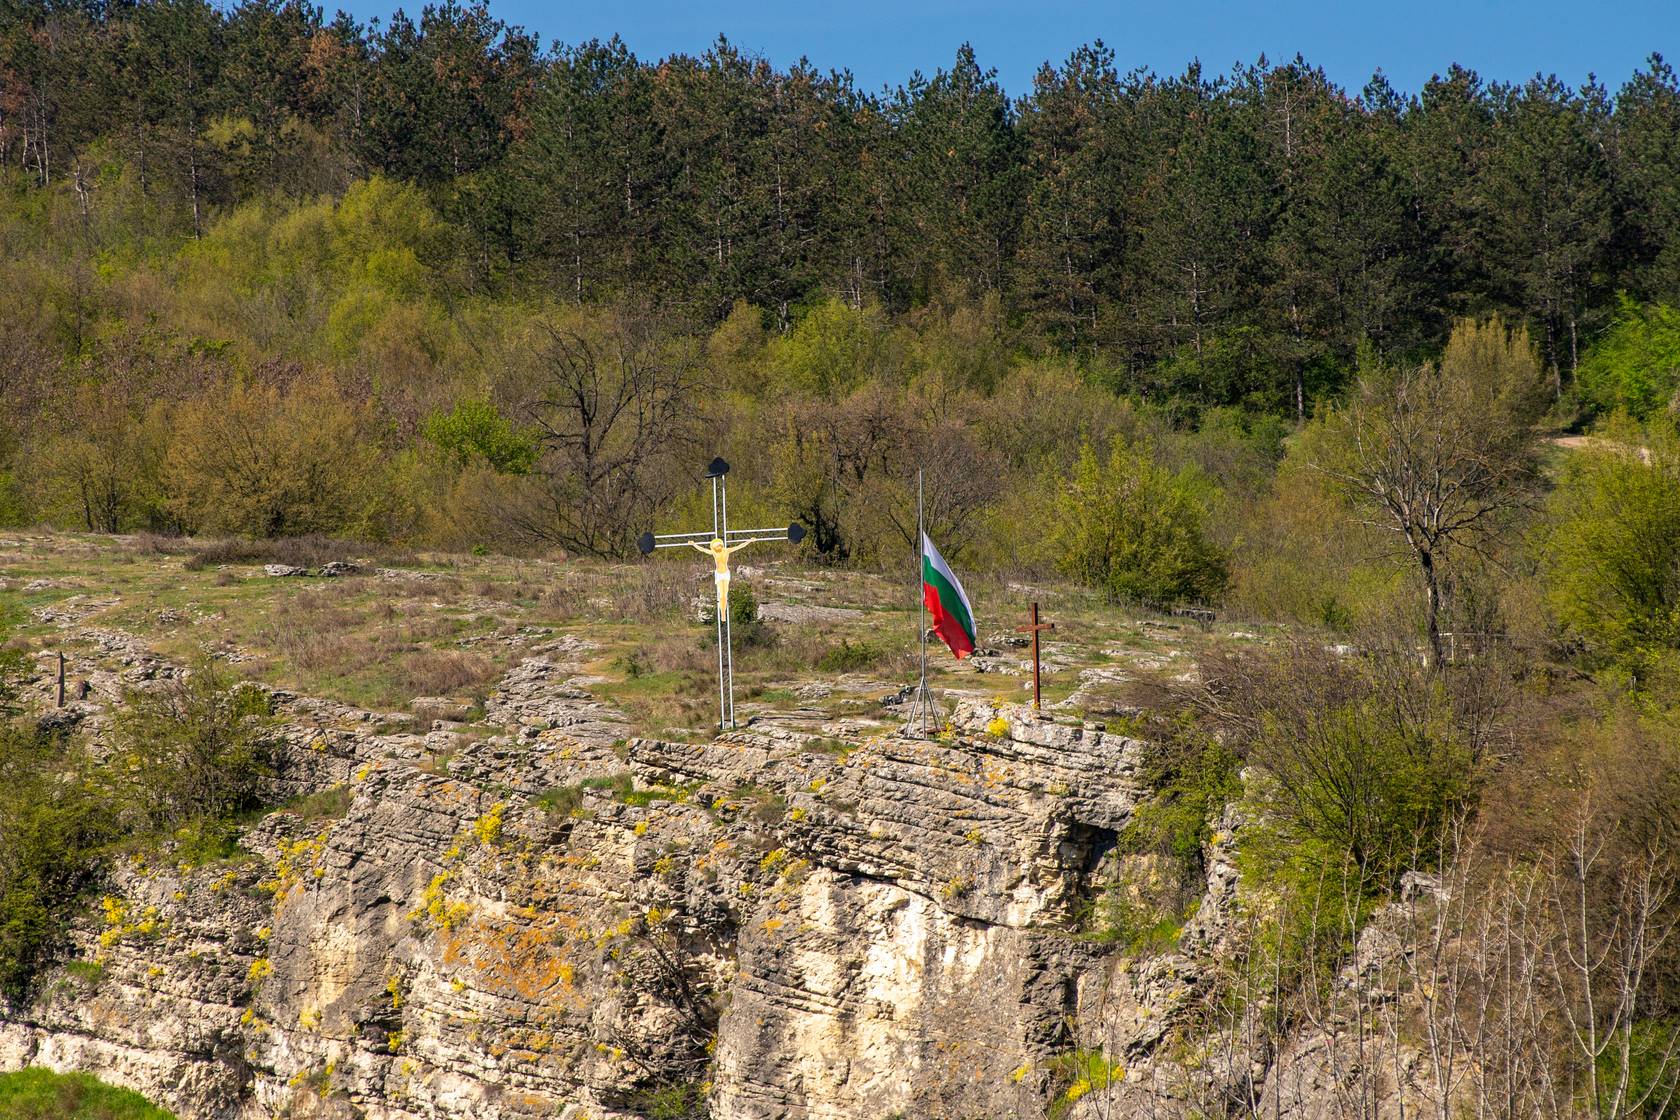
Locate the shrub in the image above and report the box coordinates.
[816,639,887,673]
[1048,1048,1125,1117]
[1052,441,1228,606]
[1122,722,1242,895]
[164,376,390,539]
[186,534,377,569]
[625,1080,708,1120]
[1249,695,1471,900]
[1229,424,1405,630]
[111,663,276,830]
[0,638,24,719]
[534,784,584,817]
[29,381,172,534]
[0,729,116,1004]
[1186,643,1489,1010]
[727,581,758,628]
[701,581,770,648]
[726,580,767,649]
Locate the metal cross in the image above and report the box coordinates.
[638,457,805,730]
[1016,602,1055,710]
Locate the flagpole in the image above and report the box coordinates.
[917,468,929,733]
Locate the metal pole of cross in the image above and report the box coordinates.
[638,457,806,731]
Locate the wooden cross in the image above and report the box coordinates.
[1016,602,1055,710]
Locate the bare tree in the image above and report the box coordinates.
[767,382,910,564]
[513,306,703,557]
[1312,318,1545,666]
[1543,804,1680,1120]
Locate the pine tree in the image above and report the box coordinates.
[1129,64,1274,402]
[218,0,321,187]
[1612,55,1680,302]
[1014,43,1129,347]
[361,2,536,186]
[1399,65,1495,332]
[885,45,1023,303]
[513,36,659,301]
[122,0,225,236]
[1478,76,1611,387]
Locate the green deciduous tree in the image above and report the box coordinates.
[1576,297,1680,420]
[1543,417,1680,672]
[422,397,537,474]
[164,375,390,538]
[1052,440,1228,605]
[32,382,171,534]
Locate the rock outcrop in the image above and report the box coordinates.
[0,633,1440,1119]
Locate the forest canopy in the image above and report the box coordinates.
[5,1,1680,610]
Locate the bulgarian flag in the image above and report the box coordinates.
[921,532,976,659]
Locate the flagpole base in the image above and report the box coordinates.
[904,682,944,738]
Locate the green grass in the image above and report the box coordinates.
[282,785,353,821]
[534,783,584,817]
[0,1068,177,1120]
[800,737,852,756]
[62,960,104,985]
[576,772,702,806]
[580,773,635,798]
[620,782,702,807]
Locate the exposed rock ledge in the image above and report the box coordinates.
[0,650,1428,1119]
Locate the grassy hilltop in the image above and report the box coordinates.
[1,532,1241,737]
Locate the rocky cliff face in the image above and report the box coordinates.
[0,630,1435,1120]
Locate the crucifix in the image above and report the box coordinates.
[1016,602,1055,710]
[638,457,805,730]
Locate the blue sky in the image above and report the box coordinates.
[345,0,1678,97]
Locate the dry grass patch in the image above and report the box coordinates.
[401,650,497,698]
[245,582,502,709]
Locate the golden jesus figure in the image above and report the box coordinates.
[689,537,754,618]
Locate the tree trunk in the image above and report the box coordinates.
[1421,548,1443,668]
[189,147,202,240]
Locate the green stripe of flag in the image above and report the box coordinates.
[922,554,975,640]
